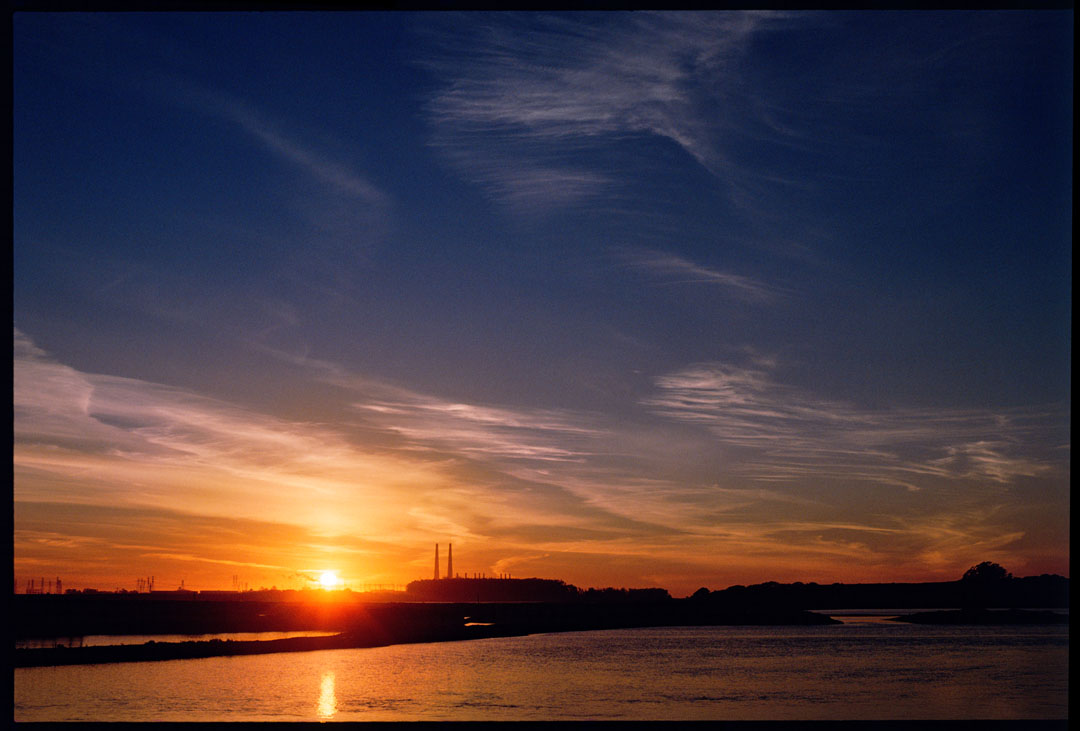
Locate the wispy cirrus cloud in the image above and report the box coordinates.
[219,98,389,208]
[264,346,1070,584]
[130,74,393,296]
[152,73,389,209]
[421,11,792,212]
[260,344,608,465]
[265,342,1068,524]
[644,360,1068,489]
[353,395,605,463]
[14,330,675,573]
[614,247,785,302]
[15,328,1070,590]
[14,328,446,537]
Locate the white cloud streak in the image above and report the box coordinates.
[14,329,443,538]
[644,361,1068,488]
[158,75,389,208]
[15,329,1069,587]
[15,330,677,556]
[354,397,605,463]
[224,102,388,208]
[422,12,789,211]
[615,247,784,302]
[260,344,608,466]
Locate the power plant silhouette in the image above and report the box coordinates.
[432,543,506,581]
[412,544,579,602]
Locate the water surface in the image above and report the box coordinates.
[14,624,1067,721]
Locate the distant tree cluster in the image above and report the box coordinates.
[961,562,1013,582]
[579,587,671,602]
[684,562,1066,611]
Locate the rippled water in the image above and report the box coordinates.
[14,624,1068,721]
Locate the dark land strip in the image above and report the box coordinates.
[15,573,1069,668]
[889,608,1069,625]
[14,600,837,667]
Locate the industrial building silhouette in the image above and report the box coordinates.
[432,543,508,581]
[412,543,575,602]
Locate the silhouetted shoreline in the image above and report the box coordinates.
[14,600,838,667]
[889,608,1069,625]
[19,604,1069,668]
[698,573,1069,611]
[15,571,1069,667]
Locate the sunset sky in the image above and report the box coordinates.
[13,11,1071,597]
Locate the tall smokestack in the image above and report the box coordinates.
[447,543,453,579]
[434,543,440,580]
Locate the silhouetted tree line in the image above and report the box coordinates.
[578,587,672,602]
[691,564,1067,610]
[15,563,1066,639]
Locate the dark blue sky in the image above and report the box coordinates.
[13,12,1072,593]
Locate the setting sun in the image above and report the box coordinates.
[318,571,341,590]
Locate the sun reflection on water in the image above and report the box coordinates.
[317,671,336,719]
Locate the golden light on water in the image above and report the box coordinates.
[317,671,336,719]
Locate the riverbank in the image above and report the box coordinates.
[15,603,839,667]
[889,608,1069,625]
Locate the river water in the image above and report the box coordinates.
[14,623,1067,721]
